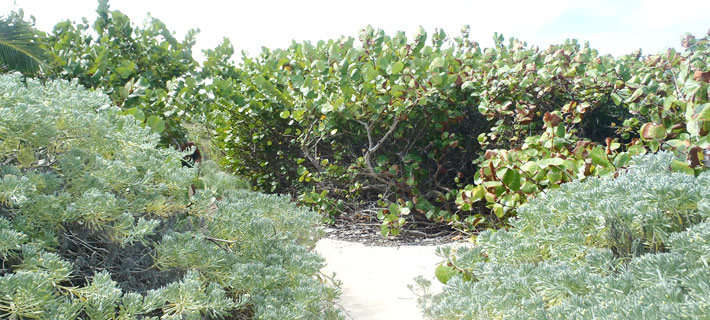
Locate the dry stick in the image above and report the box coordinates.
[401,229,450,238]
[64,231,109,254]
[204,235,239,244]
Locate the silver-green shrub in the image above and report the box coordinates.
[418,152,710,319]
[0,74,342,319]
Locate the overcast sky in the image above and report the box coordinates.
[3,0,710,60]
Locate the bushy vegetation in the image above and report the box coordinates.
[200,26,710,234]
[3,1,710,318]
[416,152,710,319]
[20,0,710,235]
[44,0,200,142]
[0,74,341,319]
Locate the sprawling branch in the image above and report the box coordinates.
[358,117,401,176]
[300,121,323,172]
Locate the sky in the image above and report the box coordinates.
[3,0,710,61]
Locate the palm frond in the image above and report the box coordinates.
[0,17,48,75]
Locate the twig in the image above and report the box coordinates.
[401,229,450,238]
[204,235,239,244]
[301,121,324,172]
[64,231,109,254]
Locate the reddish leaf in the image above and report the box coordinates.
[670,123,686,132]
[682,34,695,48]
[455,75,463,87]
[484,150,498,159]
[572,141,593,156]
[688,146,702,167]
[694,70,710,83]
[543,112,563,128]
[640,122,666,140]
[605,137,613,155]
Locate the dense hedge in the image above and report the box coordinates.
[0,74,342,319]
[416,152,710,319]
[203,27,710,232]
[33,0,710,233]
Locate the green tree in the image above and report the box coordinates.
[0,13,48,75]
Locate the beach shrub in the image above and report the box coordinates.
[0,74,341,319]
[211,27,710,232]
[416,152,710,319]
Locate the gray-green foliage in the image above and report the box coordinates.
[0,73,341,319]
[417,152,710,319]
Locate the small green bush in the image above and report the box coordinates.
[0,74,341,319]
[417,152,710,319]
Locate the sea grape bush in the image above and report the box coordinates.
[0,74,342,319]
[416,152,710,319]
[211,26,710,232]
[43,0,200,142]
[461,32,710,225]
[210,26,488,232]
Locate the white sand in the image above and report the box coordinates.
[315,238,447,320]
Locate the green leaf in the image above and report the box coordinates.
[279,110,290,119]
[590,147,612,167]
[429,57,444,71]
[482,181,503,188]
[613,152,632,168]
[537,158,564,168]
[115,66,133,79]
[520,182,537,194]
[697,103,710,121]
[321,104,334,113]
[293,109,305,121]
[502,169,521,191]
[547,170,563,184]
[493,203,505,218]
[471,185,485,201]
[625,88,643,103]
[388,61,404,75]
[380,224,390,236]
[435,264,455,284]
[120,107,145,122]
[146,115,165,133]
[363,63,378,81]
[520,161,540,173]
[670,160,694,175]
[611,93,621,105]
[431,74,443,85]
[0,18,50,75]
[461,80,474,91]
[388,203,400,215]
[683,79,701,96]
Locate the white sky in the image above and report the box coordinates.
[3,0,710,61]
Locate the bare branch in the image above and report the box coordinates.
[360,117,401,177]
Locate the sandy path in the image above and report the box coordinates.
[315,238,445,320]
